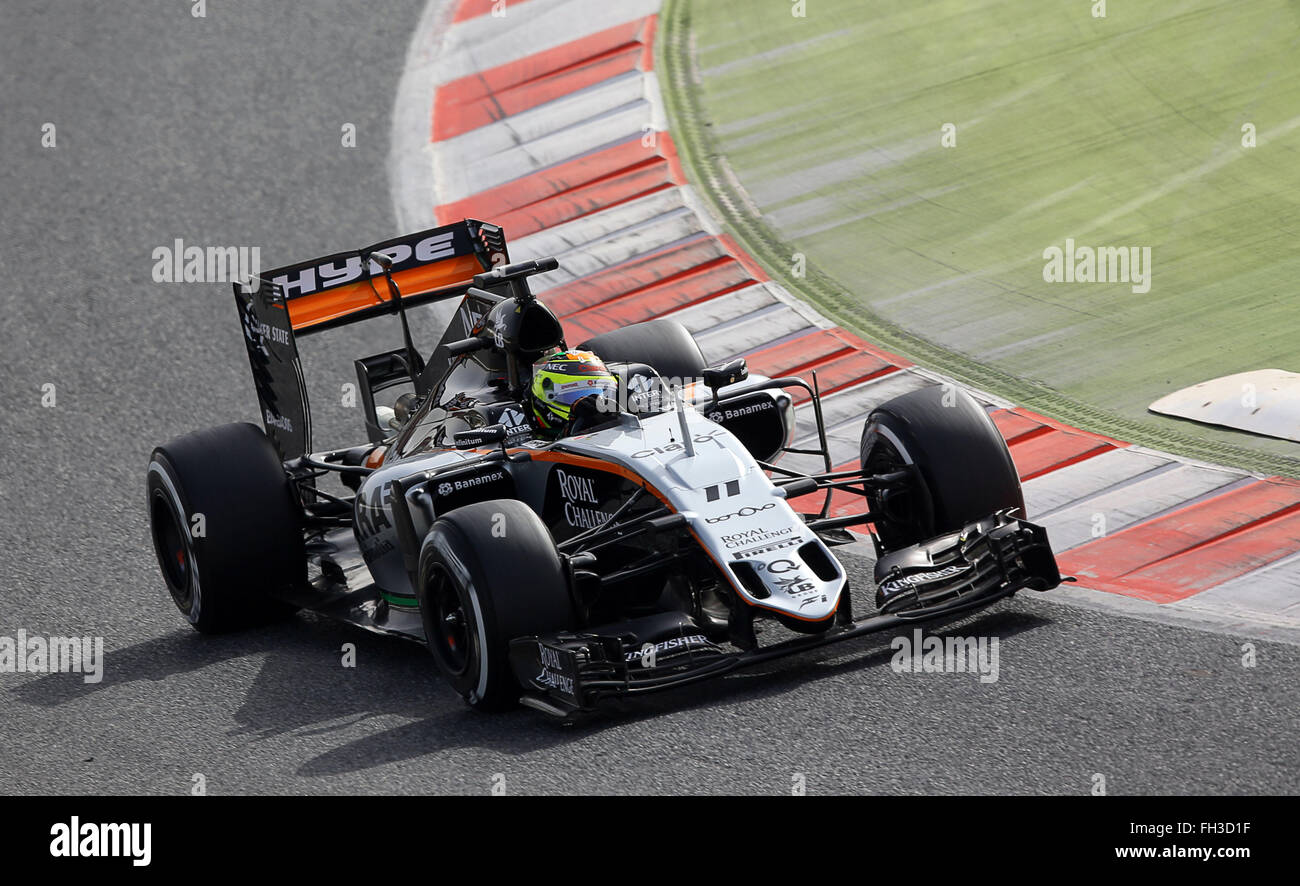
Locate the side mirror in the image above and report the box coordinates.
[703,358,748,392]
[453,425,508,450]
[445,336,489,357]
[354,347,422,445]
[393,392,420,424]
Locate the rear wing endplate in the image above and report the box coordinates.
[233,219,508,459]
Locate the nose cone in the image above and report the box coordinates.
[728,544,845,623]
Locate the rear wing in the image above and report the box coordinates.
[233,219,508,459]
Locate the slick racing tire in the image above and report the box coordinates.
[859,385,1025,552]
[417,500,577,711]
[578,319,708,382]
[147,422,304,633]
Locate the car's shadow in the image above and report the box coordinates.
[11,603,1052,779]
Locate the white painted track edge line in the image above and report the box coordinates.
[390,0,458,231]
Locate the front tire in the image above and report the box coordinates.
[417,500,576,711]
[860,385,1024,551]
[147,422,304,633]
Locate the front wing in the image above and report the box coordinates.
[510,514,1060,718]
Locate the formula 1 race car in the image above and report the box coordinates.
[146,219,1061,717]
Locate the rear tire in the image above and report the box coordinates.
[417,500,576,711]
[147,422,304,633]
[860,385,1024,551]
[578,319,708,381]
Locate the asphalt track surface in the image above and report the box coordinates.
[0,1,1295,795]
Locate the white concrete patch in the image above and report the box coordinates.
[1150,369,1300,444]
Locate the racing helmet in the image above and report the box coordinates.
[529,349,619,434]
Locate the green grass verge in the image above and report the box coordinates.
[659,0,1300,477]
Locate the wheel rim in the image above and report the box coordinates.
[150,488,197,615]
[426,564,472,678]
[863,426,921,545]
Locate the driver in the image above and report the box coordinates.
[528,349,620,438]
